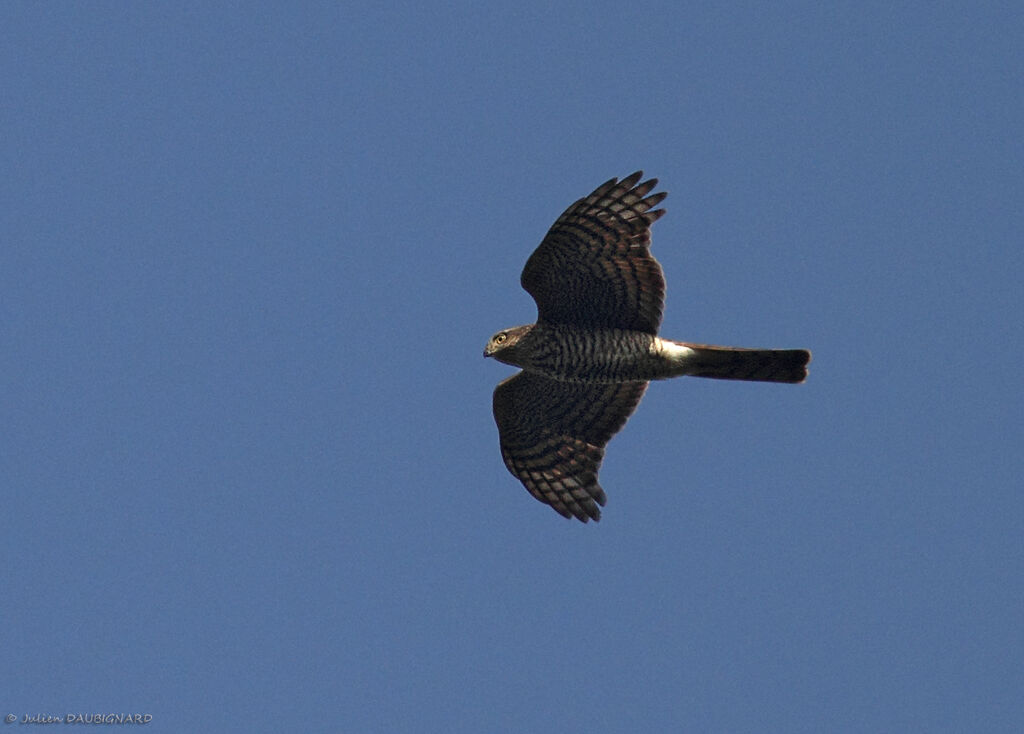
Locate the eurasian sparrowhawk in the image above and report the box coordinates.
[485,172,810,522]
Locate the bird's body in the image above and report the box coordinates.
[485,172,810,522]
[487,323,663,384]
[487,323,809,385]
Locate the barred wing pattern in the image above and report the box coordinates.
[489,171,811,521]
[521,172,667,334]
[493,372,648,522]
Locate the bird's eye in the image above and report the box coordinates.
[495,333,507,344]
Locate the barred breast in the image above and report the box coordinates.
[520,324,671,384]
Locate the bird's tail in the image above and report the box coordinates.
[667,341,811,384]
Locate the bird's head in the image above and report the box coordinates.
[483,324,533,365]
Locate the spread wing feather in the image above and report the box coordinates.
[492,372,648,522]
[520,171,667,334]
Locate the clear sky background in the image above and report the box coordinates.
[2,2,1021,732]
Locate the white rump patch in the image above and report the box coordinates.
[656,338,696,362]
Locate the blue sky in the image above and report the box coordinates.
[2,2,1021,732]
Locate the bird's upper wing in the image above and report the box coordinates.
[520,172,667,334]
[492,372,648,522]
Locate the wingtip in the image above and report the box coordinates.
[571,506,601,523]
[559,491,605,523]
[621,170,644,188]
[625,172,666,204]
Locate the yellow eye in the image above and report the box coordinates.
[495,332,507,344]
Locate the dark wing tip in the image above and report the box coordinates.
[644,191,668,208]
[618,171,664,196]
[621,170,644,187]
[549,479,606,523]
[561,495,603,523]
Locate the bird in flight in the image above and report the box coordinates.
[484,172,810,522]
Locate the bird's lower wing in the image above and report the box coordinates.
[492,372,647,522]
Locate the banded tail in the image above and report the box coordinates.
[661,339,811,384]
